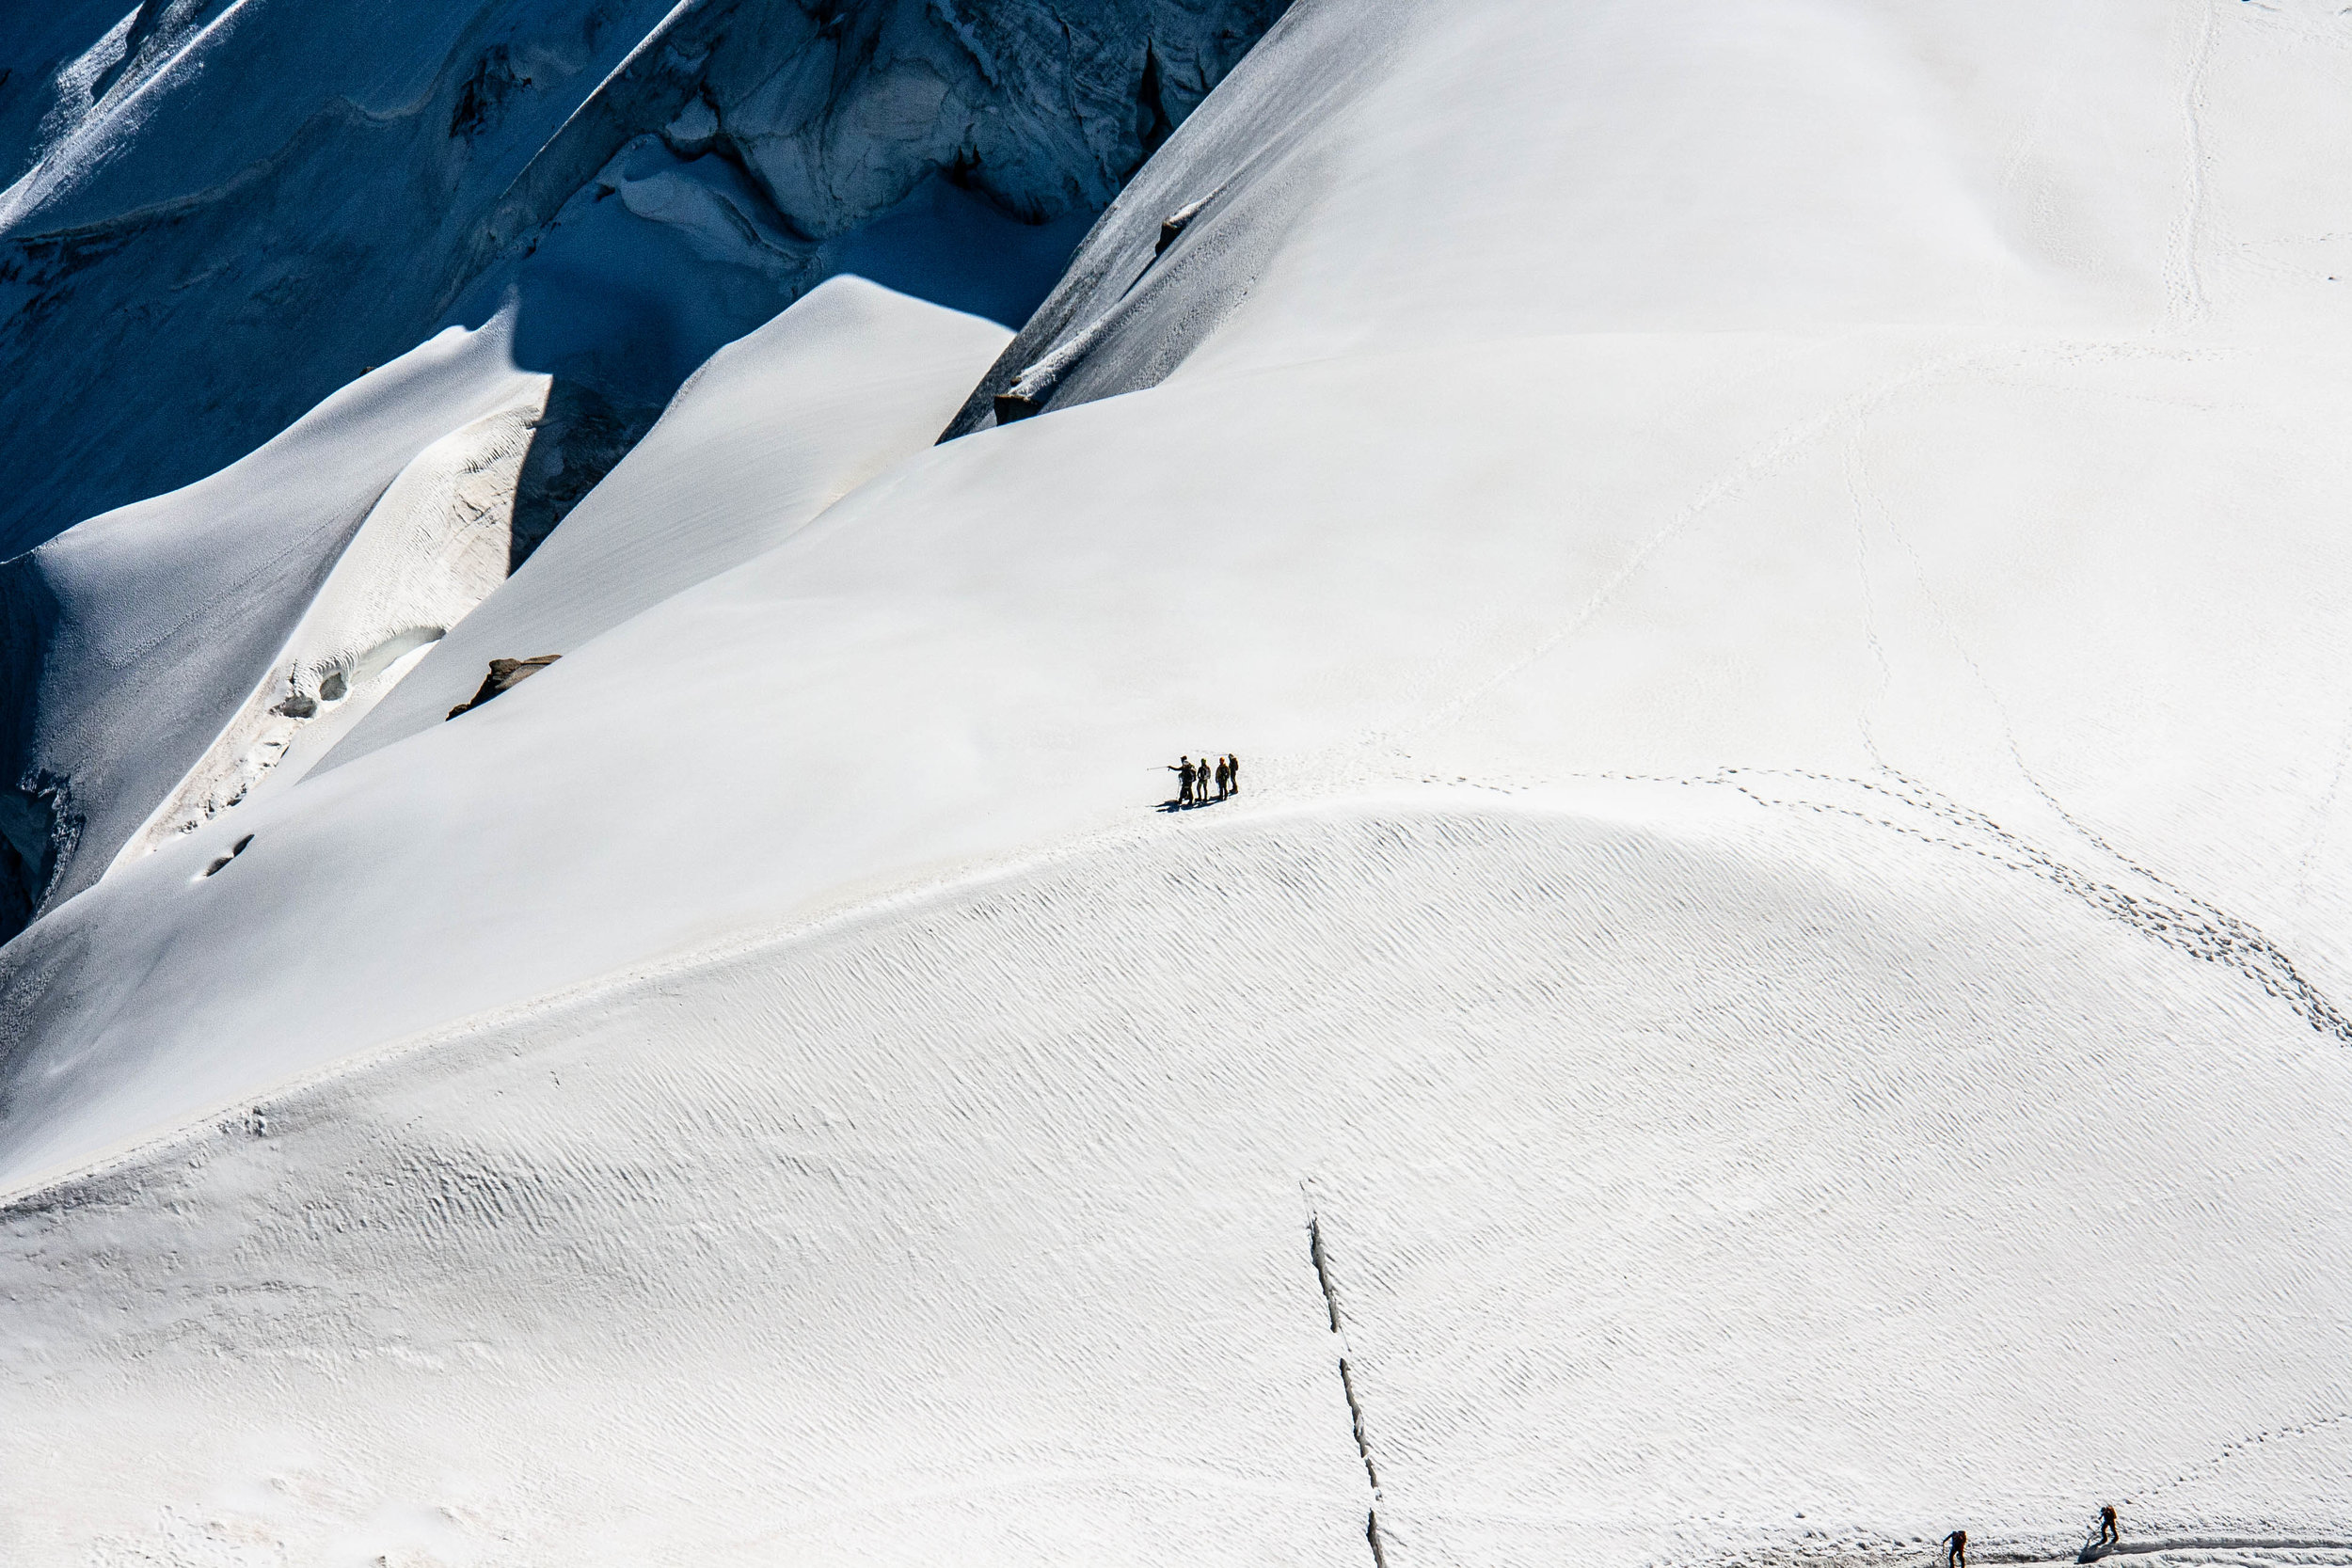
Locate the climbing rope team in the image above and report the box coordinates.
[1166,752,1240,808]
[1944,1506,2122,1568]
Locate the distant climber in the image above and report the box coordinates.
[2096,1507,2119,1549]
[1228,752,1242,795]
[1214,755,1232,800]
[1944,1530,1968,1568]
[1170,755,1196,805]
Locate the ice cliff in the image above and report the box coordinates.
[0,0,1278,551]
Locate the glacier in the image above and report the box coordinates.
[7,0,2352,1565]
[0,0,1280,932]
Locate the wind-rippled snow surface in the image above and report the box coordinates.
[8,800,2351,1565]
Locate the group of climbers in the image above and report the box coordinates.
[1167,752,1240,807]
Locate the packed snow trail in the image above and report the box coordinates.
[5,796,2351,1565]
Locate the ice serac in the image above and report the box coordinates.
[325,275,1010,767]
[114,379,556,857]
[0,0,1289,558]
[0,320,548,931]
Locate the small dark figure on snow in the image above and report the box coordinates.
[1214,756,1232,800]
[1170,755,1196,805]
[1944,1530,1968,1568]
[1228,752,1242,795]
[2097,1508,2119,1548]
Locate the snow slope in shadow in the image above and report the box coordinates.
[4,799,2347,1565]
[0,0,1283,556]
[0,0,1275,935]
[0,316,548,934]
[0,274,1006,940]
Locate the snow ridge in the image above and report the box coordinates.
[8,800,2352,1561]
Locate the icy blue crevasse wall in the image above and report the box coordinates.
[0,0,1288,561]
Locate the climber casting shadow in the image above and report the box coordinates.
[2077,1507,2122,1563]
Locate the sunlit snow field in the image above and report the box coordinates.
[5,0,2352,1563]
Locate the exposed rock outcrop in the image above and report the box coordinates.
[446,655,560,720]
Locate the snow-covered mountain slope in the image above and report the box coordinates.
[7,797,2351,1566]
[946,0,2323,429]
[0,0,1273,936]
[0,0,136,185]
[0,273,1004,941]
[14,0,2352,1168]
[0,317,549,933]
[326,274,1009,768]
[9,0,2352,1561]
[0,0,1282,556]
